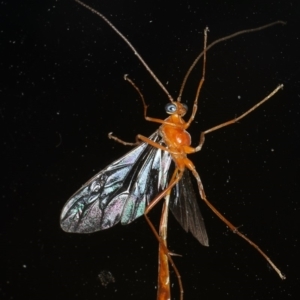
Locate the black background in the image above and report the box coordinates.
[2,0,299,299]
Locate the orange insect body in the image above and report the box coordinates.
[161,113,193,168]
[70,2,286,299]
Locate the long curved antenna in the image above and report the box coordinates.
[177,20,286,101]
[74,0,174,102]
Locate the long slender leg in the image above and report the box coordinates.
[108,132,141,146]
[180,132,205,154]
[188,166,286,280]
[124,74,149,120]
[144,169,184,300]
[157,194,171,300]
[125,74,192,129]
[109,128,184,297]
[204,84,283,135]
[184,27,209,129]
[192,132,206,153]
[178,21,285,101]
[182,85,284,154]
[124,75,174,125]
[109,133,183,156]
[108,132,174,151]
[145,169,183,213]
[144,214,183,300]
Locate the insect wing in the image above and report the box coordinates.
[170,170,209,246]
[60,132,172,233]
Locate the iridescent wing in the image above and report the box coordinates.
[60,132,172,233]
[170,170,209,246]
[61,132,208,245]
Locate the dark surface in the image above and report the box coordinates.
[1,0,299,299]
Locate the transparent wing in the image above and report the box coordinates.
[170,170,209,246]
[60,132,172,233]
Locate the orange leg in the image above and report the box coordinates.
[144,169,184,300]
[184,27,209,130]
[124,74,190,129]
[108,132,141,146]
[157,194,171,300]
[124,74,173,125]
[186,163,286,280]
[108,132,182,156]
[108,130,185,297]
[184,85,283,154]
[203,84,283,135]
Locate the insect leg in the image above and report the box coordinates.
[188,165,286,279]
[184,132,206,153]
[193,131,206,152]
[204,84,283,135]
[124,74,175,125]
[145,211,184,300]
[180,132,205,154]
[184,27,209,129]
[108,132,141,146]
[144,169,184,300]
[108,131,176,152]
[178,21,285,101]
[157,194,171,300]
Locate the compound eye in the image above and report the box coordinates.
[165,103,177,114]
[182,103,188,112]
